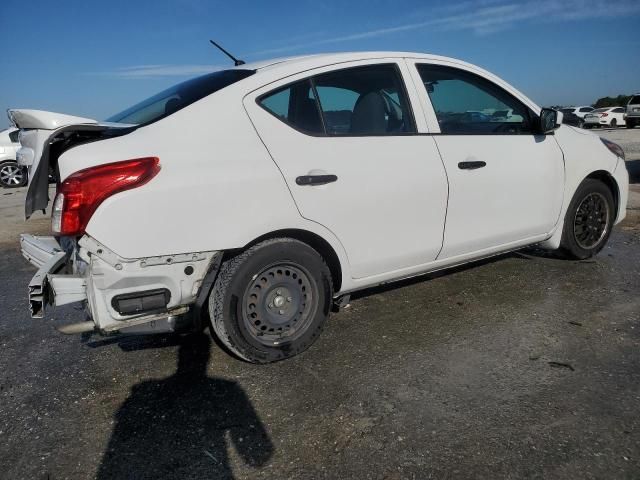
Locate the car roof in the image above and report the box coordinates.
[236,51,483,74]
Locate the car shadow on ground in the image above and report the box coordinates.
[96,334,274,480]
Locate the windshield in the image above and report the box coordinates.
[630,96,640,105]
[106,69,255,125]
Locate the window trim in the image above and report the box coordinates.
[256,62,418,137]
[414,62,540,136]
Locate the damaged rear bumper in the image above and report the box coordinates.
[22,234,87,318]
[21,233,220,334]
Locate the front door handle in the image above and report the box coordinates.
[458,161,487,170]
[296,174,338,186]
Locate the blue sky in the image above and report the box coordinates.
[1,0,639,129]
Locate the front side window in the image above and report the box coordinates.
[417,64,531,134]
[313,64,416,135]
[8,130,19,143]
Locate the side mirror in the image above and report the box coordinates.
[539,108,562,134]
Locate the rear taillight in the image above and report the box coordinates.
[52,157,160,236]
[600,113,608,117]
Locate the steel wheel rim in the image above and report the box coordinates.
[0,164,24,186]
[241,262,318,347]
[573,192,610,250]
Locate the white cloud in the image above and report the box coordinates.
[92,64,223,79]
[248,0,640,56]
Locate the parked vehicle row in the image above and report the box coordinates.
[11,52,629,363]
[561,94,640,129]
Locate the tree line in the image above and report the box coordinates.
[592,94,633,108]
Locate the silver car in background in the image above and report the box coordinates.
[625,93,640,128]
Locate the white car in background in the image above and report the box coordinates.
[0,127,26,188]
[563,106,594,119]
[584,107,627,128]
[11,51,629,363]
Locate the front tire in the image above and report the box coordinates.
[209,238,333,363]
[560,179,615,260]
[0,161,27,188]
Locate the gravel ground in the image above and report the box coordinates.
[0,129,639,479]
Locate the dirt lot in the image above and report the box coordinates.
[0,129,639,479]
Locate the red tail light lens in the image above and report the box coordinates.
[600,113,608,117]
[52,157,160,236]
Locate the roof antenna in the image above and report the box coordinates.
[209,40,245,66]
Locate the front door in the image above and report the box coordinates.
[245,61,449,279]
[412,62,565,259]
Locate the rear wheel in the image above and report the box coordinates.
[0,161,27,188]
[209,238,333,363]
[560,179,615,260]
[610,118,617,128]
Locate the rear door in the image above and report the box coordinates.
[409,61,564,259]
[244,60,449,279]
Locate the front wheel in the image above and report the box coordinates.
[560,179,615,260]
[209,238,333,363]
[0,161,27,188]
[627,120,636,129]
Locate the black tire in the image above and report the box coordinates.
[627,120,635,129]
[0,161,27,188]
[578,119,584,129]
[559,179,615,260]
[209,238,333,363]
[610,118,617,128]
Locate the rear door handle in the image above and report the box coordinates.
[296,174,338,186]
[458,161,486,170]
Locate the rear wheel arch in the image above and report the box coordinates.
[228,229,344,293]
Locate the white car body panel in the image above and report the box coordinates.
[0,127,20,162]
[8,109,97,130]
[244,58,448,279]
[13,51,629,333]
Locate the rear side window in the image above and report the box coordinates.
[259,80,324,134]
[417,64,531,134]
[258,63,416,136]
[8,130,19,143]
[613,107,625,113]
[579,107,593,112]
[313,64,416,135]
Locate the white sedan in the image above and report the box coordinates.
[584,107,627,128]
[12,51,629,363]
